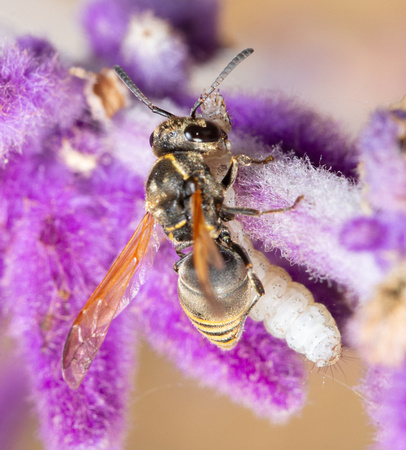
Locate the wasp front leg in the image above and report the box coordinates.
[221,154,274,191]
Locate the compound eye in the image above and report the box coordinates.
[184,122,221,143]
[149,131,154,147]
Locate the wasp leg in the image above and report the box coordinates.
[228,241,264,313]
[221,154,274,191]
[174,241,193,256]
[173,243,194,272]
[221,195,303,220]
[233,154,274,166]
[217,231,265,298]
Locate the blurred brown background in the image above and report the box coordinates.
[3,0,406,448]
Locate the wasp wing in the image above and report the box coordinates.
[191,190,224,313]
[62,212,158,390]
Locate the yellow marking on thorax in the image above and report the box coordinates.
[162,154,190,180]
[165,219,187,232]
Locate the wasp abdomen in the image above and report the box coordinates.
[177,246,254,349]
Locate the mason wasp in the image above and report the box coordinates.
[62,49,302,389]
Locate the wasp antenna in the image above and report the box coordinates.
[190,48,254,118]
[113,65,175,118]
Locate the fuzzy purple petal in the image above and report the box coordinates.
[340,213,406,266]
[82,0,220,64]
[82,2,189,97]
[230,139,381,299]
[135,242,307,422]
[131,0,220,60]
[358,109,406,212]
[81,0,130,61]
[361,363,406,449]
[340,216,388,252]
[1,150,145,448]
[228,93,358,177]
[118,12,189,97]
[340,106,406,444]
[0,38,84,161]
[339,109,406,271]
[0,357,31,450]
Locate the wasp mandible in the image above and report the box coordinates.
[62,49,303,389]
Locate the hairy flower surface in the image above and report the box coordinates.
[2,149,145,448]
[0,37,84,162]
[361,364,406,449]
[341,106,406,447]
[1,4,406,447]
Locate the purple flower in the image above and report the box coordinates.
[228,94,358,177]
[0,37,84,162]
[340,109,406,268]
[81,0,220,97]
[127,0,220,60]
[335,105,406,447]
[361,364,406,449]
[119,12,189,96]
[0,357,31,450]
[2,150,145,448]
[359,109,406,212]
[0,37,310,448]
[82,0,220,65]
[2,20,406,449]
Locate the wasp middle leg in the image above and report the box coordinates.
[221,195,304,221]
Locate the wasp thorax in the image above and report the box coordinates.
[150,117,227,157]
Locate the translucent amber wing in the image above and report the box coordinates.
[191,190,224,312]
[62,212,158,389]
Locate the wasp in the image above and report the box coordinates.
[62,49,302,389]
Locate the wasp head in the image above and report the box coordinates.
[114,49,254,158]
[149,117,230,157]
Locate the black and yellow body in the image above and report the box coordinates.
[177,245,260,349]
[145,150,225,245]
[112,52,301,350]
[62,50,305,391]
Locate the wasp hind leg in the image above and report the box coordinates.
[173,242,194,272]
[219,237,265,311]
